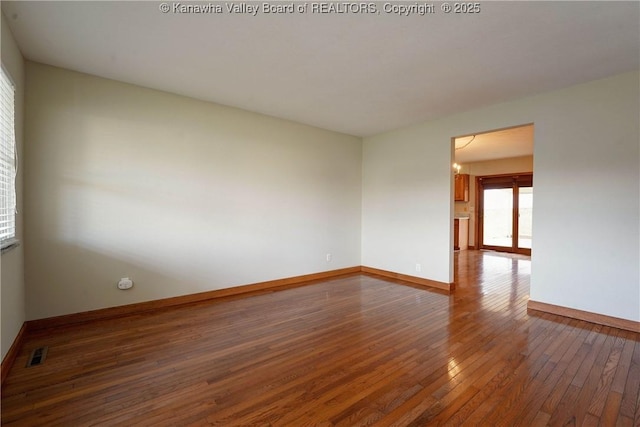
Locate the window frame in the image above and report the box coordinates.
[0,64,18,253]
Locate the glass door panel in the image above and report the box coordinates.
[482,188,513,248]
[518,187,533,249]
[477,174,533,255]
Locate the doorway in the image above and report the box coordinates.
[452,123,534,255]
[477,173,532,255]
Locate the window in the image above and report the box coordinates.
[0,66,17,250]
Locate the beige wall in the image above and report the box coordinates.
[363,71,639,322]
[455,155,534,247]
[4,39,639,347]
[24,62,362,320]
[1,13,26,360]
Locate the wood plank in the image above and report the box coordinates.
[26,266,362,331]
[600,391,623,427]
[2,251,638,426]
[361,266,453,292]
[1,322,27,386]
[528,300,640,333]
[619,339,640,423]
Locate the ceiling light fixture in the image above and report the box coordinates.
[455,135,476,151]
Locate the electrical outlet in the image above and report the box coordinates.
[117,278,133,290]
[326,253,332,262]
[415,264,421,272]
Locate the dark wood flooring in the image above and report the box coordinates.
[2,250,639,426]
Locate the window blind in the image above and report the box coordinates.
[0,67,16,245]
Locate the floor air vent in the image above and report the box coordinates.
[26,346,48,367]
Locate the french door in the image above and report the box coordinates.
[477,173,532,255]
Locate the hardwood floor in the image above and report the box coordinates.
[2,250,639,426]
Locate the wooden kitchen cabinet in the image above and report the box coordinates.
[455,174,469,202]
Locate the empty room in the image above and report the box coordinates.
[1,1,639,425]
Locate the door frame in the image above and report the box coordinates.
[476,172,533,255]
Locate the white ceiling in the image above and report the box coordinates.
[455,124,533,163]
[2,1,639,137]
